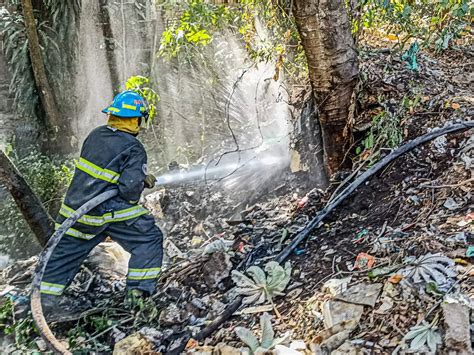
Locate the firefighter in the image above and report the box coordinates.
[41,90,163,309]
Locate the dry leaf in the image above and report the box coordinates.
[186,338,199,350]
[388,274,403,284]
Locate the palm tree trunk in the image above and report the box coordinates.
[293,0,359,175]
[21,0,62,133]
[0,150,53,247]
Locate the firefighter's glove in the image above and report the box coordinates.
[144,174,156,189]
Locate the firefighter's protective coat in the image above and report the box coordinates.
[41,125,163,296]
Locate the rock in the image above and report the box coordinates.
[321,300,364,329]
[87,242,130,276]
[334,283,383,307]
[201,252,233,288]
[113,333,157,354]
[159,303,185,326]
[442,302,472,354]
[374,296,394,314]
[374,282,398,314]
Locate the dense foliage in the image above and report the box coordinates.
[356,0,473,51]
[158,0,472,74]
[0,146,73,259]
[0,0,80,120]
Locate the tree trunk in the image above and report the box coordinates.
[0,151,53,247]
[21,0,62,133]
[99,0,121,94]
[293,0,359,175]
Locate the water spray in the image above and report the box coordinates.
[154,154,287,187]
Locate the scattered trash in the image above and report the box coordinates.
[0,92,471,353]
[352,229,369,243]
[466,246,474,257]
[401,41,419,70]
[353,253,375,270]
[297,196,309,209]
[387,274,403,284]
[367,265,399,279]
[443,197,461,211]
[203,239,233,255]
[321,277,351,297]
[334,283,382,307]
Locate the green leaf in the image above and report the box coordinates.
[410,330,428,351]
[247,265,266,286]
[260,313,274,349]
[235,326,260,352]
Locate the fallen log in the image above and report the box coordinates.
[0,150,53,246]
[170,120,473,353]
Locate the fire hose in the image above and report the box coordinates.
[31,121,473,354]
[31,189,118,355]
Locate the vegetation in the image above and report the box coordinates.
[232,261,292,305]
[0,146,73,258]
[356,0,472,51]
[1,0,80,121]
[235,313,289,354]
[125,75,160,123]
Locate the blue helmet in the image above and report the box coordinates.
[102,90,148,118]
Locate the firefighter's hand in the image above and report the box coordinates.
[144,174,156,189]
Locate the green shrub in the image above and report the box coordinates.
[0,147,74,260]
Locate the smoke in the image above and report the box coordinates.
[72,1,113,140]
[72,2,292,198]
[73,1,154,142]
[150,26,291,197]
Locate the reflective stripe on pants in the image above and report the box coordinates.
[40,281,65,296]
[59,203,149,227]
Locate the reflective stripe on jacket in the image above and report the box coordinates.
[58,125,149,234]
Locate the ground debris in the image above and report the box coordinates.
[1,44,473,355]
[334,283,382,307]
[442,300,472,354]
[113,333,157,355]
